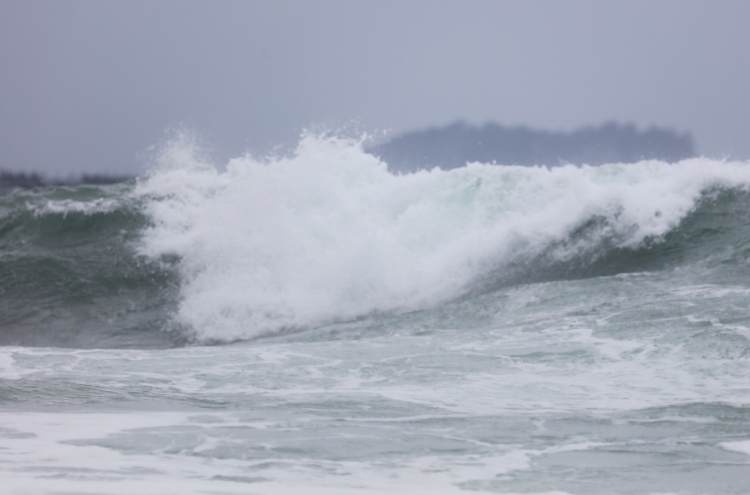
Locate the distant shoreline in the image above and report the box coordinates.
[369,121,696,173]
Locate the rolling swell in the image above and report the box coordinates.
[0,185,183,349]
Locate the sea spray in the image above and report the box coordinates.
[135,133,750,342]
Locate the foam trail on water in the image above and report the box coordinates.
[135,133,750,342]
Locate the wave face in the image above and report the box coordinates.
[0,184,183,348]
[3,134,750,348]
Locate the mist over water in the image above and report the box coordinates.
[2,133,750,494]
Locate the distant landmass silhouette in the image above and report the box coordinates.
[370,121,696,173]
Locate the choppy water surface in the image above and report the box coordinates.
[1,135,750,494]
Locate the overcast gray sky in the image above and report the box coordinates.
[1,0,749,175]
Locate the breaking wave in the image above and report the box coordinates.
[3,133,750,347]
[135,134,750,342]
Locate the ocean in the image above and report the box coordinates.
[1,134,750,494]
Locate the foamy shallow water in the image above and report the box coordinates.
[3,271,750,494]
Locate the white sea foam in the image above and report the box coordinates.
[135,133,750,341]
[0,351,20,380]
[0,410,581,495]
[721,440,750,457]
[31,197,123,216]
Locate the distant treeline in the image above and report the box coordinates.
[369,121,696,173]
[0,170,134,189]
